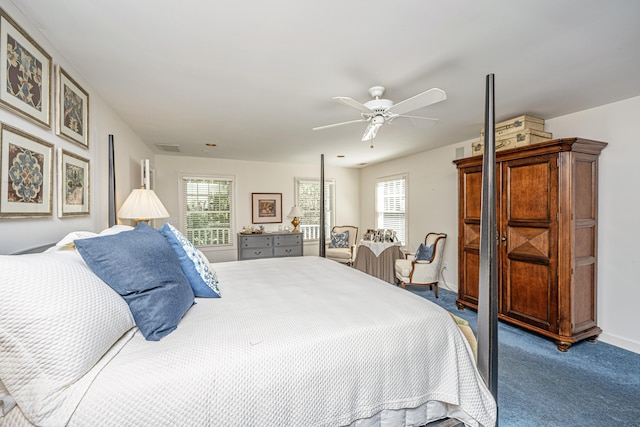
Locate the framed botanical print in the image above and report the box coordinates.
[252,192,282,224]
[0,9,51,128]
[57,148,89,217]
[0,123,53,217]
[56,65,89,148]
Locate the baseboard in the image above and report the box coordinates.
[599,332,640,355]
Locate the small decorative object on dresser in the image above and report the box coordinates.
[455,138,607,351]
[237,232,303,260]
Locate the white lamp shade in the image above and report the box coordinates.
[287,206,303,218]
[118,188,169,220]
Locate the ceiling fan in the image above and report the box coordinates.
[313,86,447,143]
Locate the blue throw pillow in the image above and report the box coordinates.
[159,223,221,298]
[415,243,434,261]
[329,230,349,248]
[75,222,195,341]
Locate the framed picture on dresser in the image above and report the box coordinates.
[252,192,282,224]
[0,9,51,128]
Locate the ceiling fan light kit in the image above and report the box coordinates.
[313,86,447,143]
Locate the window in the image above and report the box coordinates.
[375,174,407,245]
[181,175,234,247]
[295,178,335,241]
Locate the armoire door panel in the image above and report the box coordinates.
[505,160,552,221]
[572,263,596,333]
[507,226,550,259]
[574,227,595,258]
[463,168,483,219]
[574,159,596,220]
[503,259,555,330]
[462,250,480,304]
[463,222,481,247]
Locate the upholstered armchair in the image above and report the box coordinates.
[325,226,358,266]
[394,232,447,297]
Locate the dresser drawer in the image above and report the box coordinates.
[240,235,272,248]
[273,246,302,257]
[273,234,301,246]
[241,247,273,259]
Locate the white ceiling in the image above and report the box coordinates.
[11,0,640,167]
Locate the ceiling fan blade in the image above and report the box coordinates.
[387,88,447,115]
[312,118,368,131]
[397,114,439,121]
[361,122,382,141]
[333,97,373,114]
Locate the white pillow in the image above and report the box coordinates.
[54,225,135,249]
[98,224,134,236]
[0,251,135,425]
[55,230,98,247]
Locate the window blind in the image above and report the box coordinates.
[181,176,234,247]
[376,175,406,245]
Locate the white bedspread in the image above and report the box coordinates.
[3,256,496,427]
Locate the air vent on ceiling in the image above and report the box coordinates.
[156,144,181,152]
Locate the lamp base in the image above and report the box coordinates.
[291,217,300,233]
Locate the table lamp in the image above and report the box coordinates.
[118,187,170,225]
[287,206,303,233]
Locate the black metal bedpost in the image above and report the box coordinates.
[319,154,326,257]
[108,134,116,227]
[478,74,499,408]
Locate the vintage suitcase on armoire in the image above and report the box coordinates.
[454,138,607,351]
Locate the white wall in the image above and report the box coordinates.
[0,2,153,254]
[360,95,640,354]
[154,154,360,262]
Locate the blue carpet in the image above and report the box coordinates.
[407,286,640,427]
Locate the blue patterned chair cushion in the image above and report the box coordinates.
[329,230,350,248]
[159,223,221,298]
[415,243,434,261]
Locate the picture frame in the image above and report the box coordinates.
[0,123,53,217]
[57,148,89,217]
[0,9,51,128]
[55,65,89,148]
[252,192,282,224]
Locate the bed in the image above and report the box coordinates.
[0,223,496,427]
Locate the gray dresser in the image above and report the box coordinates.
[237,232,303,260]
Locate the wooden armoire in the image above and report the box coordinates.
[454,138,607,351]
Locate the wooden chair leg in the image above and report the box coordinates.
[434,283,439,298]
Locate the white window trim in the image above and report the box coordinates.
[178,173,237,250]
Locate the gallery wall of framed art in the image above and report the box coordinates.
[0,7,91,219]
